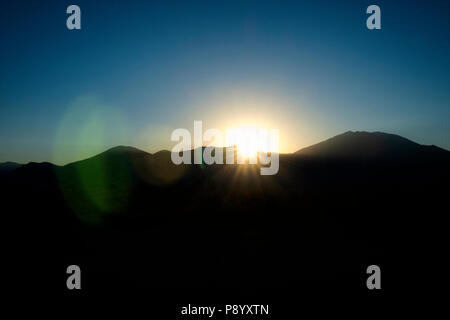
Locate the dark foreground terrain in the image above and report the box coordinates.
[2,131,449,312]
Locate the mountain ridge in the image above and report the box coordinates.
[0,161,23,176]
[3,130,448,294]
[1,131,449,173]
[294,130,449,158]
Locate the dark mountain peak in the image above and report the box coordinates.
[16,161,57,174]
[0,161,22,166]
[6,161,58,183]
[295,131,447,158]
[62,145,152,171]
[0,161,22,168]
[0,161,23,176]
[336,131,420,147]
[341,130,413,140]
[23,161,55,168]
[103,145,151,155]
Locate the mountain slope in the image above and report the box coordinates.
[2,131,449,295]
[0,161,22,176]
[295,131,449,159]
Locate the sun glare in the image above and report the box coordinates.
[225,126,275,159]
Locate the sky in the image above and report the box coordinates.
[1,0,449,164]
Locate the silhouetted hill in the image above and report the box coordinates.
[295,131,449,160]
[4,161,58,187]
[0,161,22,176]
[2,131,449,301]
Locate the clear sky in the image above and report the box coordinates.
[1,0,449,164]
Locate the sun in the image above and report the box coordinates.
[225,126,272,159]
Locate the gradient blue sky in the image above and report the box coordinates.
[1,0,449,164]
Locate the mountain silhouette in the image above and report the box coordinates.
[2,131,448,301]
[295,131,449,159]
[0,161,22,176]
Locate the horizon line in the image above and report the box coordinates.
[2,130,449,166]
